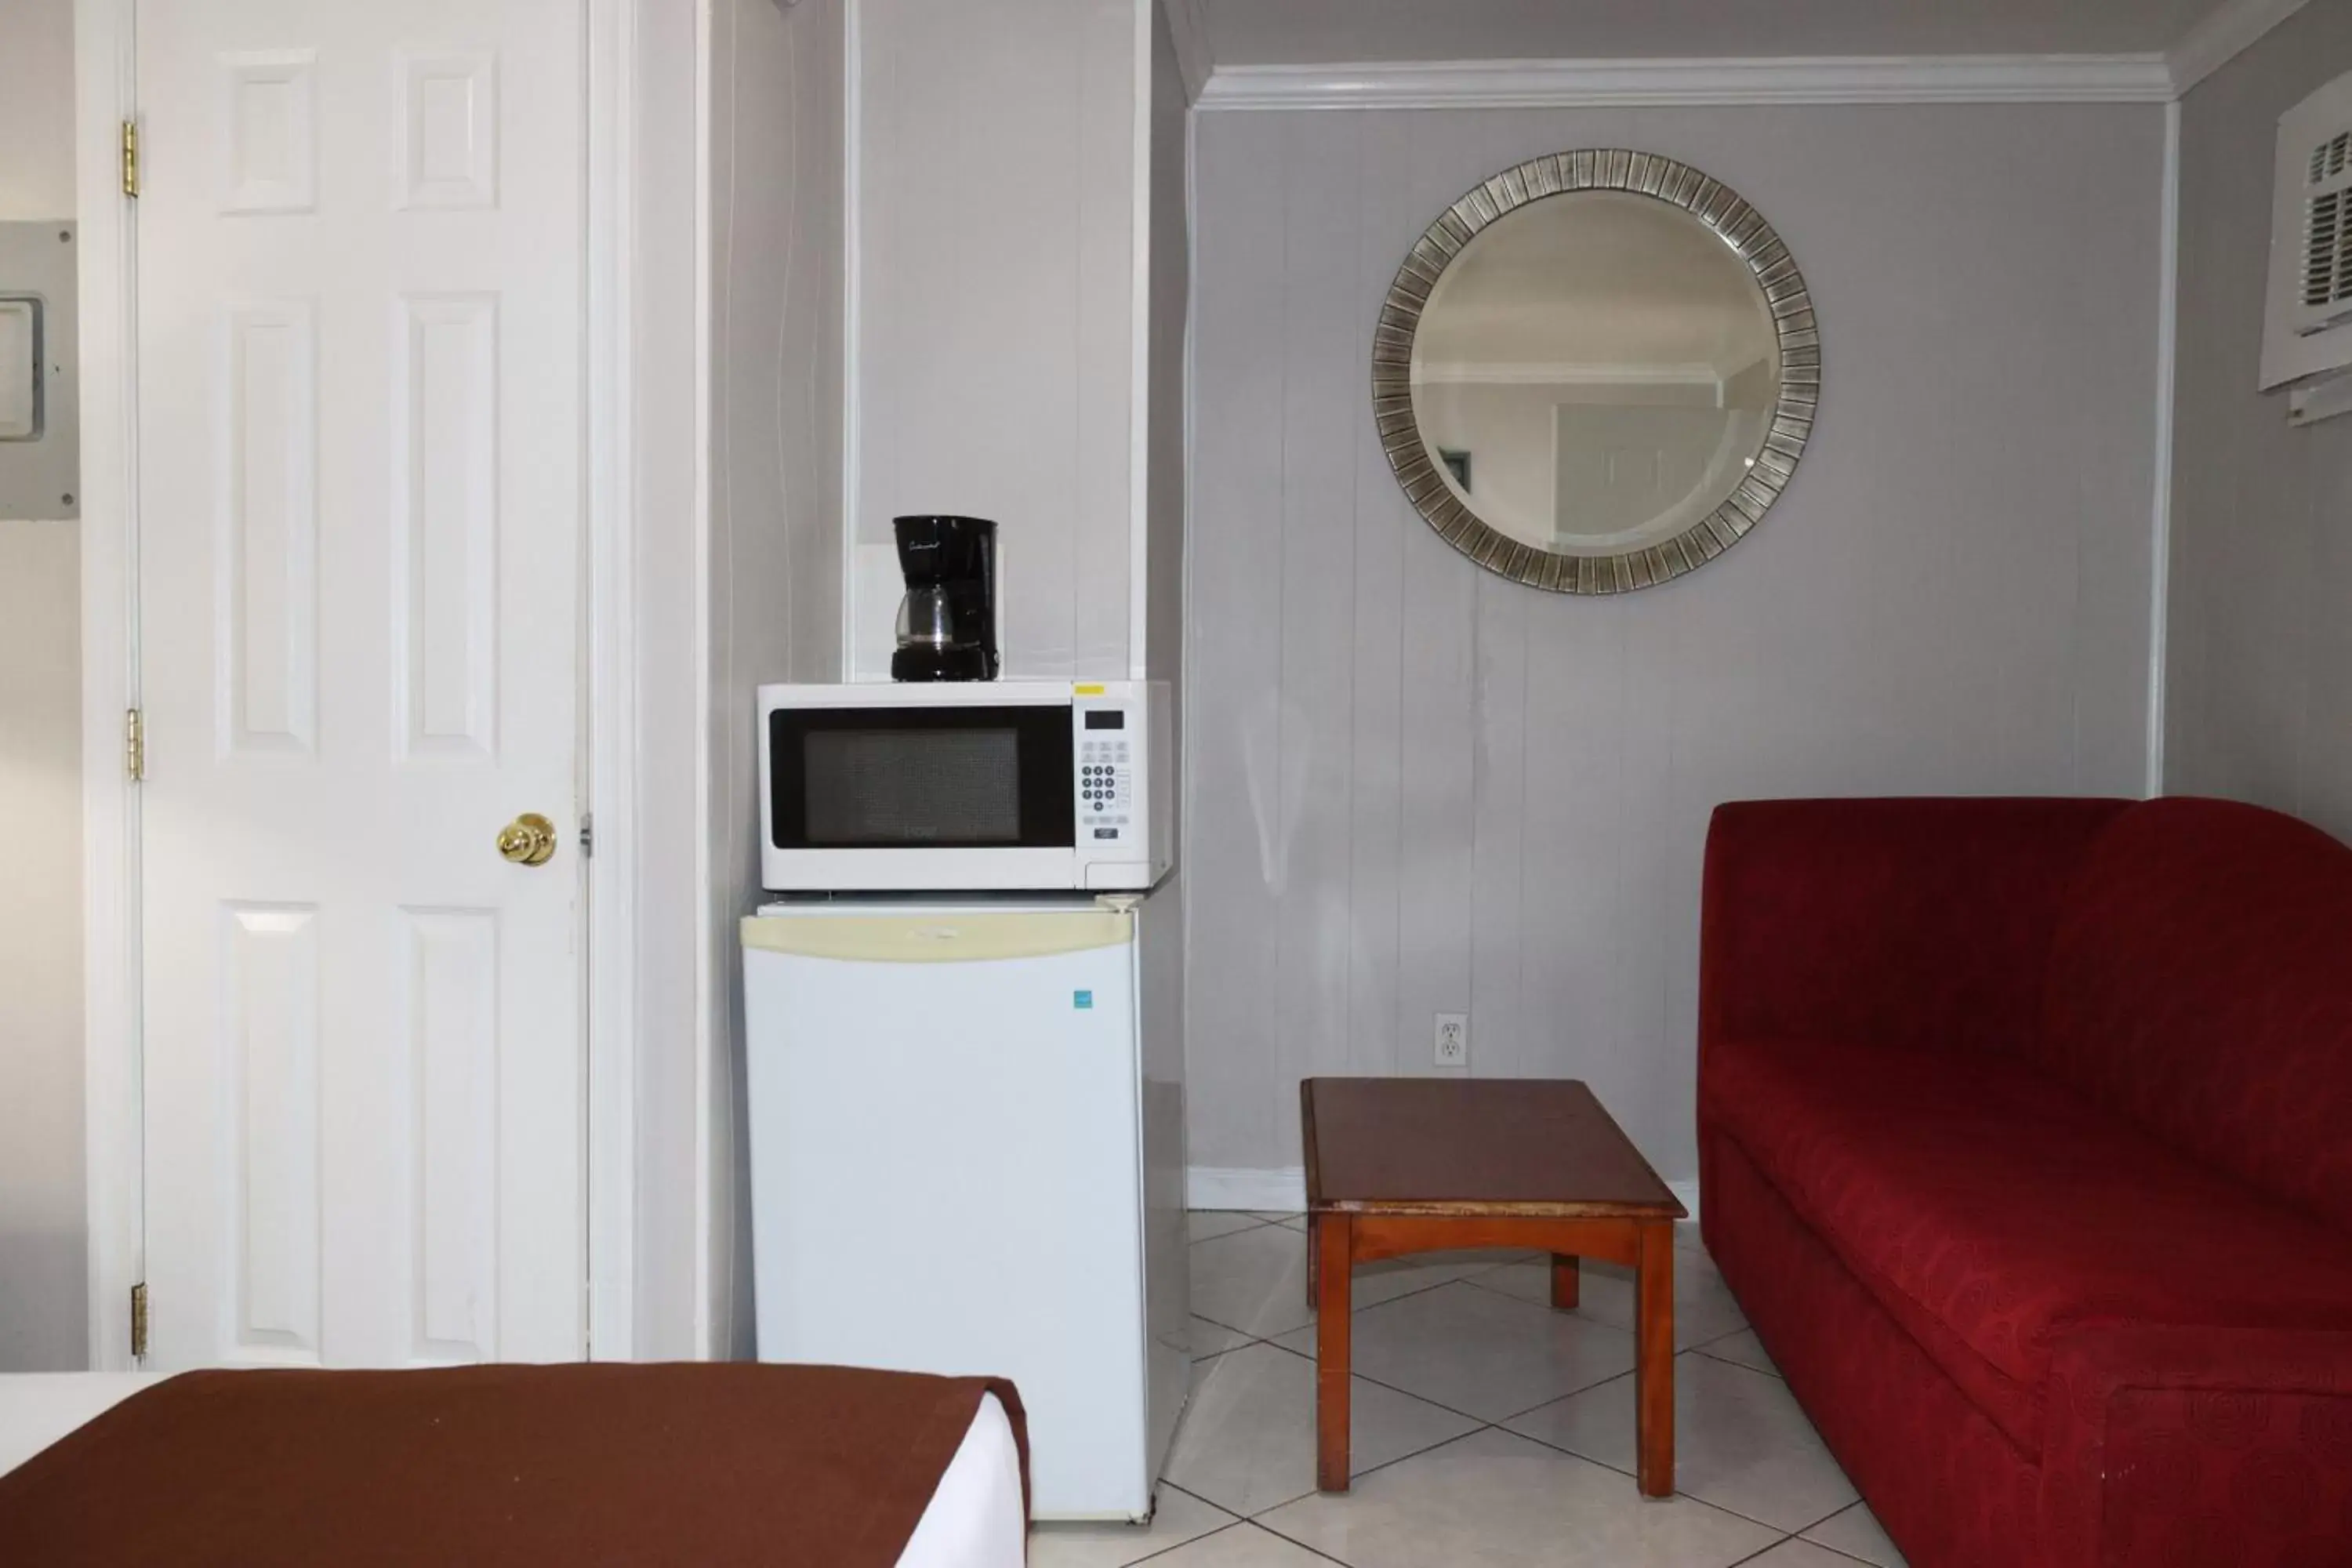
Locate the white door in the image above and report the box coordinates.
[135,0,587,1368]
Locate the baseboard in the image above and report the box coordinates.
[1189,1166,1700,1224]
[1187,1166,1307,1211]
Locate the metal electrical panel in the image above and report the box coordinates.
[0,221,79,520]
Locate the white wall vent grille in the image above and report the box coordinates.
[2263,71,2352,390]
[2302,136,2352,313]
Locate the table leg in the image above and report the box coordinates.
[1550,1254,1580,1309]
[1315,1213,1352,1494]
[1635,1221,1675,1497]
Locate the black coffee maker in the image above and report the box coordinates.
[891,514,1000,681]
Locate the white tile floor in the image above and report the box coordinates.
[1030,1212,1911,1568]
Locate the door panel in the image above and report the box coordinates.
[137,0,585,1370]
[221,902,322,1363]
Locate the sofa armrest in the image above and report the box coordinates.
[2039,1325,2352,1568]
[1698,797,2129,1058]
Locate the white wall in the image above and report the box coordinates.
[1141,0,1190,1263]
[1185,103,2166,1189]
[0,0,76,217]
[626,0,706,1362]
[0,0,86,1372]
[848,0,1139,681]
[704,0,847,1359]
[2164,0,2352,841]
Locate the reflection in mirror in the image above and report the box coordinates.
[1409,190,1780,557]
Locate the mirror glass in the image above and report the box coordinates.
[1409,190,1780,557]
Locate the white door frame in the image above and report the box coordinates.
[73,0,651,1369]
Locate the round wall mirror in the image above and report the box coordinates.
[1374,151,1819,593]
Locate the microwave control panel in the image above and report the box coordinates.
[1077,706,1132,843]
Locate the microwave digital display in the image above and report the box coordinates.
[770,705,1076,851]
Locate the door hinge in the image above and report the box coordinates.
[579,812,593,858]
[125,708,144,782]
[121,119,139,199]
[130,1282,148,1360]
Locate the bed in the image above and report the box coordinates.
[0,1364,1027,1567]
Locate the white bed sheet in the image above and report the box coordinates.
[0,1374,1026,1568]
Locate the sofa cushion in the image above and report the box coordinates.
[1702,1034,2352,1454]
[2037,797,2352,1235]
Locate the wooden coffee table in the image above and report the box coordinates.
[1302,1076,1687,1497]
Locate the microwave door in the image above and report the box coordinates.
[764,703,1080,890]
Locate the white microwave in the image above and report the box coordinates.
[758,681,1172,892]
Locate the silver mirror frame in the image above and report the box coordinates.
[1374,150,1820,594]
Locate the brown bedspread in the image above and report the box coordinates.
[0,1362,1027,1566]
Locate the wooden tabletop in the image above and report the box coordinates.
[1302,1077,1686,1218]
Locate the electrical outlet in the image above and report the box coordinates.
[1434,1013,1468,1067]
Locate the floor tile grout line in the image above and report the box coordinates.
[1688,1352,1778,1381]
[1232,1519,1356,1567]
[1495,1413,1849,1538]
[1187,1305,1266,1340]
[1341,1266,1526,1319]
[1682,1322,1754,1352]
[1232,1412,1798,1553]
[1682,1345,1802,1394]
[1050,1480,1265,1568]
[1249,1334,1502,1426]
[1488,1366,1635,1427]
[1189,1218,1279,1247]
[1154,1479,1232,1517]
[1784,1499,1893,1560]
[1200,1302,1776,1415]
[1687,1341,1780,1379]
[1755,1524,1888,1568]
[1201,1262,1541,1353]
[1236,1420,1508,1525]
[1454,1261,1755,1347]
[1098,1518,1240,1568]
[1250,1286,1697,1430]
[1030,1480,1238,1568]
[1721,1534,1803,1568]
[1109,1517,1348,1568]
[1253,1416,1805,1551]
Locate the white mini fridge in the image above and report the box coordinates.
[741,893,1189,1521]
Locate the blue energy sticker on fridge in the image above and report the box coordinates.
[1073,990,1094,1010]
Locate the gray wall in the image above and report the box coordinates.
[1185,103,2167,1185]
[2165,0,2352,840]
[848,0,1140,681]
[626,0,706,1361]
[706,0,846,1358]
[0,0,87,1371]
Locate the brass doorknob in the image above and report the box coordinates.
[496,813,558,866]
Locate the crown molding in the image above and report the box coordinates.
[1156,0,1212,104]
[2168,0,2310,95]
[1194,54,2179,111]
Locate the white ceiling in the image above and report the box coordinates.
[1196,0,2233,66]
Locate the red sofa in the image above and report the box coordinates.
[1697,797,2352,1568]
